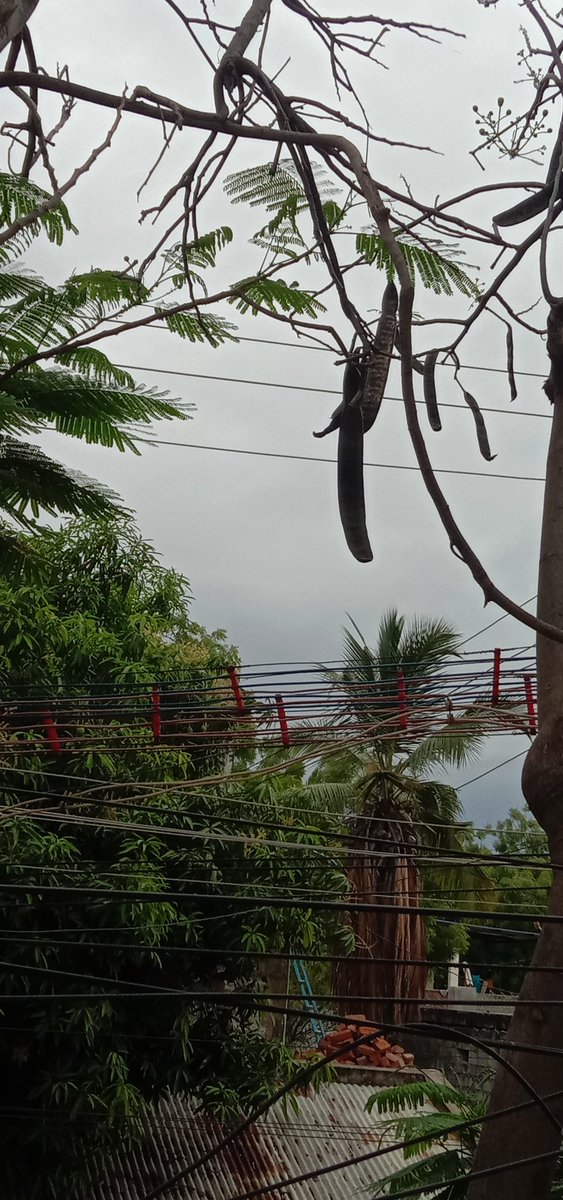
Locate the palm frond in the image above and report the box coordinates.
[371,1149,469,1198]
[406,728,483,775]
[395,615,460,677]
[374,609,406,675]
[287,780,356,816]
[367,1078,472,1115]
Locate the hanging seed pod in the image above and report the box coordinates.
[494,125,563,227]
[362,280,398,433]
[423,349,442,431]
[462,389,496,461]
[313,356,364,438]
[337,402,373,562]
[506,325,517,401]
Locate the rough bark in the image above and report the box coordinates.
[469,304,563,1199]
[333,818,427,1025]
[0,0,39,50]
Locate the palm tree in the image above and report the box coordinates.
[307,610,485,1026]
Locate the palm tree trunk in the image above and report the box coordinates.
[333,818,427,1025]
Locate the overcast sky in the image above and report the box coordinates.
[2,0,552,824]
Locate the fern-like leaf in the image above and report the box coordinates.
[230,276,325,317]
[0,439,121,520]
[56,348,136,389]
[0,265,45,303]
[161,310,238,346]
[224,159,340,211]
[356,231,479,298]
[367,1079,471,1116]
[0,172,76,244]
[182,226,233,270]
[2,368,190,448]
[371,1149,469,1198]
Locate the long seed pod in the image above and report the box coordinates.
[337,402,373,562]
[462,389,496,461]
[313,399,344,439]
[494,124,563,227]
[361,280,398,433]
[313,356,364,438]
[423,349,442,432]
[506,324,517,402]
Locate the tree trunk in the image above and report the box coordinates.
[469,304,563,1199]
[333,818,427,1025]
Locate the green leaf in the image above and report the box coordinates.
[160,309,238,347]
[0,438,122,520]
[0,172,76,246]
[224,159,340,210]
[230,276,325,317]
[356,231,480,298]
[173,226,233,271]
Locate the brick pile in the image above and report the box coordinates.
[318,1013,415,1069]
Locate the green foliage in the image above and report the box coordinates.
[0,171,76,248]
[0,517,350,1197]
[224,159,477,300]
[161,308,238,346]
[224,158,339,211]
[312,610,491,984]
[231,275,326,317]
[366,1079,487,1198]
[179,225,234,270]
[356,231,480,298]
[468,808,551,991]
[0,173,194,529]
[225,159,346,266]
[326,609,483,772]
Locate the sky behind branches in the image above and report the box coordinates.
[2,0,550,822]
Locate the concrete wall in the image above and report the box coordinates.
[406,1005,512,1094]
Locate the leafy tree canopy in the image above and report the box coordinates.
[0,517,347,1199]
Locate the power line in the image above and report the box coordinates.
[133,998,553,1200]
[135,435,547,483]
[459,595,537,647]
[117,360,551,421]
[0,934,546,968]
[1,803,555,874]
[116,340,551,381]
[0,881,553,923]
[220,1146,557,1200]
[457,748,528,790]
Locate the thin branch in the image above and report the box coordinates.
[0,88,128,248]
[450,205,562,353]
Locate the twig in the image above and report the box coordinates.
[0,88,129,248]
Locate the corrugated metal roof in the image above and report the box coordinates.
[89,1082,436,1200]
